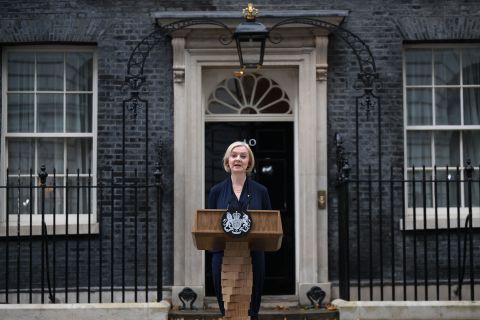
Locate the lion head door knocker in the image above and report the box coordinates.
[221,209,252,238]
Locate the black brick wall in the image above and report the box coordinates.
[1,0,480,296]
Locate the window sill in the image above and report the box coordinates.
[0,223,99,237]
[400,210,480,230]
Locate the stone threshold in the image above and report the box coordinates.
[169,307,339,320]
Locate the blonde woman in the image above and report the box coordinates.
[207,141,272,320]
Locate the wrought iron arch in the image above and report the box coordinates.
[124,17,379,92]
[268,17,378,90]
[125,19,233,91]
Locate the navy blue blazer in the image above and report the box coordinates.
[207,177,272,212]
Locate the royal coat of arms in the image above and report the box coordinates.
[221,210,252,237]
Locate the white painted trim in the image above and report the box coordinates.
[401,207,480,230]
[403,45,480,229]
[0,302,171,320]
[0,223,100,236]
[0,46,98,230]
[315,36,329,284]
[1,49,7,225]
[172,27,331,304]
[332,299,480,320]
[205,114,294,122]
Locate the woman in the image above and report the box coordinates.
[208,141,272,320]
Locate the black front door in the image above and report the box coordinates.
[205,122,295,295]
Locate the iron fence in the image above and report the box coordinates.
[337,162,480,301]
[0,165,164,304]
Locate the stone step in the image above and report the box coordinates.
[203,295,301,310]
[169,307,339,320]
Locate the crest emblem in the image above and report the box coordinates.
[221,210,252,237]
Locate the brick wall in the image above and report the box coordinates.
[1,0,480,296]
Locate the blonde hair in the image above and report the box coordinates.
[223,141,255,173]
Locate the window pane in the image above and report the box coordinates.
[67,177,91,215]
[435,88,460,125]
[67,139,92,173]
[37,93,63,132]
[464,169,479,208]
[66,94,92,132]
[434,131,459,166]
[464,88,480,125]
[463,131,480,165]
[7,177,35,215]
[408,170,432,208]
[7,138,34,174]
[37,52,64,91]
[218,81,242,108]
[8,52,34,91]
[7,93,34,132]
[38,138,64,173]
[435,169,460,207]
[66,53,93,91]
[405,49,432,85]
[407,88,432,125]
[434,49,460,85]
[207,100,237,114]
[407,131,432,166]
[257,87,282,110]
[242,74,255,104]
[463,48,480,85]
[37,177,64,216]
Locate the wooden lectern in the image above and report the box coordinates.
[192,209,283,320]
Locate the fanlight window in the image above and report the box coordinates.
[206,73,291,114]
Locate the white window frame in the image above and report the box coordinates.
[0,45,98,235]
[403,43,480,229]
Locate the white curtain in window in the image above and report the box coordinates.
[37,53,64,91]
[67,138,92,173]
[7,52,34,91]
[435,88,460,125]
[434,49,460,85]
[37,93,63,132]
[405,49,431,85]
[407,88,432,125]
[464,131,480,165]
[434,131,460,166]
[37,138,64,173]
[7,93,34,132]
[7,138,34,173]
[464,88,480,125]
[407,131,431,167]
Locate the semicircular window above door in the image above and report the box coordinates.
[206,73,292,115]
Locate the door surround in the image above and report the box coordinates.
[155,11,345,307]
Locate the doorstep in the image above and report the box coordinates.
[169,307,339,320]
[170,296,338,320]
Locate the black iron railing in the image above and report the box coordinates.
[337,161,480,301]
[0,165,164,304]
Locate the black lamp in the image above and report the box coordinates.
[233,2,269,70]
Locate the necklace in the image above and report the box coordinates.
[233,185,242,198]
[231,175,246,199]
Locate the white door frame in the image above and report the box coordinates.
[168,26,331,307]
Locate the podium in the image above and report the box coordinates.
[192,209,283,320]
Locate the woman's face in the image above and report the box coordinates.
[228,145,250,174]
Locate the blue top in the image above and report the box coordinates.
[207,177,272,212]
